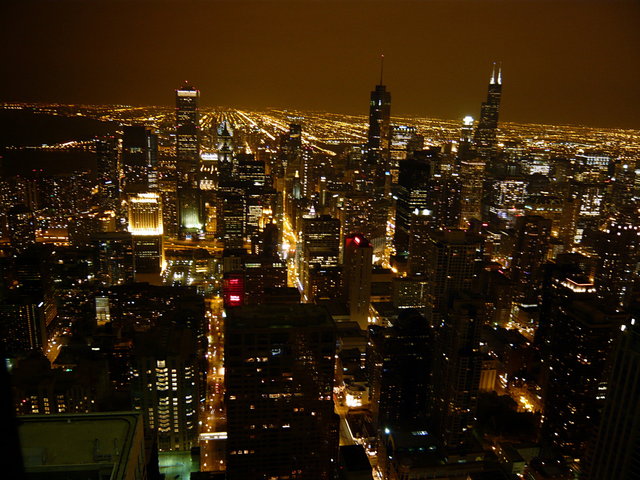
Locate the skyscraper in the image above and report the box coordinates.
[224,304,338,480]
[127,192,163,282]
[433,296,483,449]
[121,126,158,193]
[542,297,626,459]
[128,192,163,236]
[474,63,502,162]
[511,215,552,302]
[95,136,119,209]
[424,229,484,316]
[300,215,341,300]
[131,321,199,451]
[584,315,640,480]
[343,233,373,330]
[366,58,391,172]
[175,83,200,179]
[175,84,202,238]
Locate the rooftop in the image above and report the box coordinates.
[19,412,143,480]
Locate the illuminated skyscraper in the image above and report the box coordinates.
[175,84,202,238]
[175,83,200,179]
[127,193,163,281]
[127,192,163,236]
[131,321,199,451]
[458,116,474,162]
[474,63,502,161]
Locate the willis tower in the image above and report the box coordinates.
[473,62,502,162]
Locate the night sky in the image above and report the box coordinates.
[2,0,639,129]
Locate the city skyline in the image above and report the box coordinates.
[2,0,640,129]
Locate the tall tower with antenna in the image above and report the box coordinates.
[366,55,392,168]
[473,62,502,162]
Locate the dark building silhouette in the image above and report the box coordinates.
[584,313,640,480]
[224,304,338,480]
[96,136,119,209]
[433,297,483,449]
[366,80,391,168]
[542,297,627,459]
[368,310,432,431]
[511,215,552,302]
[343,233,373,330]
[121,126,158,193]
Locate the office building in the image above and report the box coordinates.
[92,232,135,286]
[131,322,199,451]
[542,297,627,458]
[96,136,119,209]
[423,230,483,316]
[128,192,163,236]
[432,297,483,449]
[343,233,373,330]
[224,304,339,480]
[175,83,200,180]
[368,309,432,430]
[584,315,640,480]
[122,126,158,193]
[300,215,341,299]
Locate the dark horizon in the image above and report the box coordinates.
[2,0,640,130]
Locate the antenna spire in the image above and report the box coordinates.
[490,62,496,85]
[379,54,385,85]
[497,62,502,85]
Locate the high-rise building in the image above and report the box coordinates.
[584,315,640,480]
[343,233,373,330]
[474,63,502,161]
[366,60,392,173]
[423,230,484,316]
[511,215,552,301]
[459,157,486,226]
[96,136,119,209]
[126,192,163,281]
[458,116,475,162]
[283,123,303,182]
[128,192,163,236]
[394,157,433,256]
[92,232,135,286]
[132,235,163,281]
[121,126,158,193]
[175,83,200,180]
[300,215,341,299]
[542,297,626,459]
[433,296,483,449]
[0,300,46,355]
[368,309,432,430]
[224,304,339,480]
[131,321,199,451]
[595,218,640,309]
